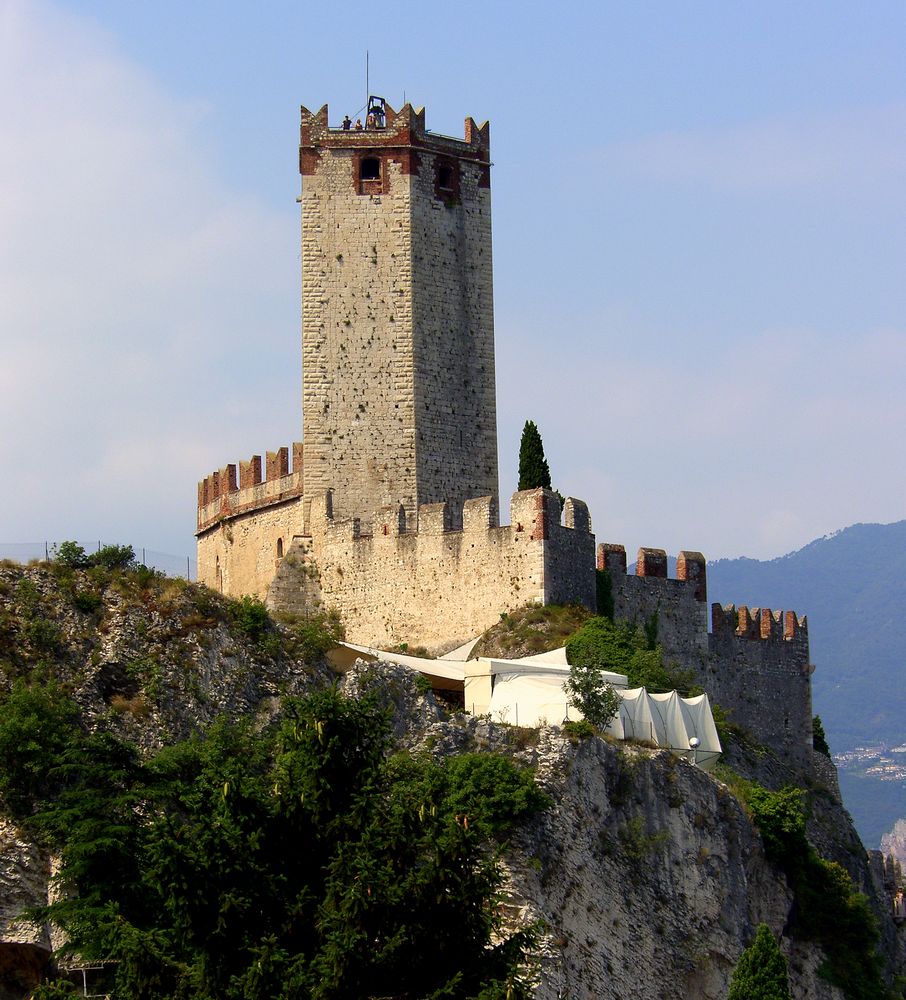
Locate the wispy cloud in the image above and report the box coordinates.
[0,1,297,550]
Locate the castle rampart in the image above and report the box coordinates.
[705,602,814,766]
[598,543,709,657]
[196,443,305,597]
[268,487,595,653]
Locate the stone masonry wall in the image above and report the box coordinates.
[707,604,814,769]
[299,104,497,528]
[598,543,709,659]
[196,443,304,597]
[409,147,497,519]
[267,488,595,653]
[300,148,419,524]
[598,541,814,768]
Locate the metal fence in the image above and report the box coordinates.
[0,541,197,581]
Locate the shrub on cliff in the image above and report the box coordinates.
[564,661,620,729]
[565,616,691,693]
[0,685,544,999]
[727,924,792,1000]
[742,782,892,1000]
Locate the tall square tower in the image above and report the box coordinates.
[299,102,498,526]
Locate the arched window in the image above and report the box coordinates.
[276,538,284,559]
[360,157,380,181]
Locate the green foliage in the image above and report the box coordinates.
[53,541,135,571]
[745,785,807,862]
[290,608,345,662]
[739,781,892,1000]
[727,924,792,1000]
[92,544,136,570]
[617,815,668,861]
[595,568,614,619]
[227,595,273,645]
[565,616,692,693]
[53,541,90,568]
[72,589,102,614]
[564,662,620,729]
[517,419,551,491]
[0,680,80,815]
[24,615,60,652]
[1,685,543,999]
[812,714,831,756]
[562,719,595,741]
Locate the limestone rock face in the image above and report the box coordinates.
[0,818,51,1000]
[882,818,906,867]
[496,733,844,1000]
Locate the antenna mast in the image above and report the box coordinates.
[366,51,369,117]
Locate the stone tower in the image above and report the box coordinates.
[299,102,498,527]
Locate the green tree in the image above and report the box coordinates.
[517,420,551,491]
[727,924,792,1000]
[564,663,620,729]
[0,685,544,999]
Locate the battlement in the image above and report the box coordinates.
[711,604,808,643]
[311,487,591,545]
[270,487,595,649]
[597,543,707,602]
[299,102,490,171]
[196,443,304,534]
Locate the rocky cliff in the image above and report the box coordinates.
[0,563,902,998]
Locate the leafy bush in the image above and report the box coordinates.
[92,544,135,570]
[565,616,692,693]
[291,608,345,662]
[4,686,543,1000]
[227,595,272,645]
[72,590,102,614]
[727,924,792,1000]
[53,541,90,568]
[562,719,595,741]
[0,681,81,814]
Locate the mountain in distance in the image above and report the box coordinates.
[705,520,906,849]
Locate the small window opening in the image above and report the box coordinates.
[438,164,454,190]
[360,157,381,181]
[276,538,284,559]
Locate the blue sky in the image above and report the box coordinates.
[2,0,905,562]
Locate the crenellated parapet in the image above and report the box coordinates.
[285,487,595,651]
[299,101,491,185]
[196,442,304,534]
[597,543,709,656]
[711,604,808,644]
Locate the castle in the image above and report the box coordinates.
[196,98,816,768]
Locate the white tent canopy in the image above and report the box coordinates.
[331,641,722,769]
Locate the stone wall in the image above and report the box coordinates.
[299,103,498,528]
[267,487,595,653]
[707,604,813,768]
[598,541,814,768]
[598,543,709,659]
[196,442,305,597]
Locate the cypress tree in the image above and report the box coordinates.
[727,924,792,1000]
[518,420,552,491]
